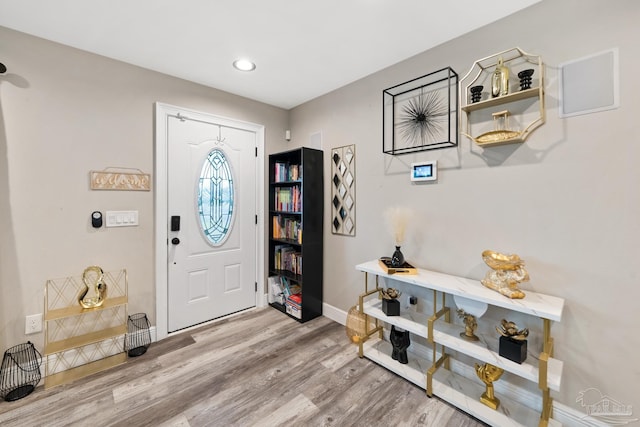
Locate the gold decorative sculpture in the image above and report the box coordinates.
[78,266,108,308]
[496,319,529,341]
[456,309,480,341]
[381,288,401,300]
[475,110,522,145]
[480,250,529,299]
[475,363,505,410]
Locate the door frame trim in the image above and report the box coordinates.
[154,102,265,341]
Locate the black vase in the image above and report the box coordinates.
[470,85,483,103]
[391,246,405,267]
[390,325,411,364]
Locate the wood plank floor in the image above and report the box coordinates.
[0,308,487,427]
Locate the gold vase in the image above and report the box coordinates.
[491,57,510,98]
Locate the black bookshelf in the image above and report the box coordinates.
[268,147,323,322]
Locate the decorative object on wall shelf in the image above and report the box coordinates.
[460,47,545,147]
[0,342,42,401]
[475,363,505,410]
[481,250,529,299]
[78,266,108,309]
[491,57,510,98]
[518,68,534,90]
[90,167,151,191]
[331,144,356,236]
[470,85,483,103]
[474,110,522,145]
[497,319,529,364]
[383,67,458,154]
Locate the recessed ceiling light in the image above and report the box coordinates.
[233,59,256,72]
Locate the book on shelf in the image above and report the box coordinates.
[274,187,301,212]
[272,215,302,243]
[274,162,302,182]
[273,245,302,275]
[281,276,301,298]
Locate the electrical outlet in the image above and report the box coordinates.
[25,313,43,334]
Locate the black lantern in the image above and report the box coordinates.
[125,313,152,357]
[0,342,42,401]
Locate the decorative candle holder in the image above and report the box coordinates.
[470,85,483,103]
[518,69,534,90]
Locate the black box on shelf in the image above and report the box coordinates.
[382,298,400,316]
[499,336,527,364]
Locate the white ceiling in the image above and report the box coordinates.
[0,0,540,109]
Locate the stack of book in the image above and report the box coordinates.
[273,245,302,275]
[272,215,302,243]
[274,187,301,212]
[274,162,302,182]
[285,293,302,319]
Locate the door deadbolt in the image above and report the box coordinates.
[171,237,180,245]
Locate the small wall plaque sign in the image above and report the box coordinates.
[90,168,151,191]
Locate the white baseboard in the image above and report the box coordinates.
[320,302,601,427]
[322,302,347,325]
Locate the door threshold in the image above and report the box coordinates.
[168,306,259,336]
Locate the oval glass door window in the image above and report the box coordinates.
[197,148,235,246]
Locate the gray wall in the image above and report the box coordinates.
[289,0,639,414]
[0,26,289,351]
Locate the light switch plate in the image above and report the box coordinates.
[105,210,139,227]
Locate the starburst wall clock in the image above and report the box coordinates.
[383,67,458,155]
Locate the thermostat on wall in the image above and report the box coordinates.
[411,161,437,182]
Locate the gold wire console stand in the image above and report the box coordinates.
[44,269,128,388]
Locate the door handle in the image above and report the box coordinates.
[171,237,180,245]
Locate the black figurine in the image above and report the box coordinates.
[390,325,411,364]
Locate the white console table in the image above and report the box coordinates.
[356,260,564,427]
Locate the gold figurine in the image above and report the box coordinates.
[475,363,505,410]
[457,309,480,341]
[480,250,529,299]
[496,319,529,341]
[381,287,401,300]
[78,265,108,308]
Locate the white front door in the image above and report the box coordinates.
[167,114,257,332]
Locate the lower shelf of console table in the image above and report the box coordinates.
[362,339,560,427]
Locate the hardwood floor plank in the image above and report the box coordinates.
[0,308,486,427]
